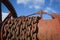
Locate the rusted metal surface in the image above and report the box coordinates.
[27,10,55,19]
[1,13,60,40]
[37,13,60,40]
[1,8,60,40]
[38,19,60,40]
[1,6,60,40]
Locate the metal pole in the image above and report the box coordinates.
[2,0,17,18]
[0,0,2,40]
[0,0,2,28]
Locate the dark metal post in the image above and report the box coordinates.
[0,0,2,40]
[2,0,17,18]
[0,0,2,28]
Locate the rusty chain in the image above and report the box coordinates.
[1,16,40,40]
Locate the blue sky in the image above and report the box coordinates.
[2,0,60,20]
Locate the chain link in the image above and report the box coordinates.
[2,16,40,40]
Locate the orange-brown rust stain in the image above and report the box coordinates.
[38,19,60,40]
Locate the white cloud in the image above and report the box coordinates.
[17,0,29,4]
[17,0,45,9]
[32,0,45,5]
[34,5,40,9]
[29,5,40,9]
[2,12,8,21]
[17,0,45,4]
[44,7,56,13]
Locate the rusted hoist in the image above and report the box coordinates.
[1,16,40,40]
[1,0,60,40]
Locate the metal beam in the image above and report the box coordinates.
[2,0,17,18]
[0,0,2,28]
[0,0,2,40]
